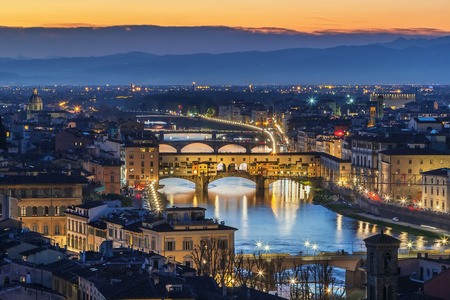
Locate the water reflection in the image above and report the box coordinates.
[159,178,436,254]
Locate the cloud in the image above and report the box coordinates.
[39,23,102,28]
[313,28,450,36]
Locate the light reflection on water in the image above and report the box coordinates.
[160,178,438,254]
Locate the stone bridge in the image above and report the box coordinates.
[242,253,366,288]
[160,172,315,192]
[159,140,268,154]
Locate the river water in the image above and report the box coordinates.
[160,177,438,254]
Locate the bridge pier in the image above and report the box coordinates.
[194,175,209,194]
[255,175,270,191]
[345,260,366,289]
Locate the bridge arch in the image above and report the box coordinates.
[180,143,214,153]
[218,144,247,153]
[239,163,248,171]
[251,145,271,153]
[228,163,238,172]
[217,163,226,172]
[159,144,178,153]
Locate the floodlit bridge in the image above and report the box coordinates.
[159,152,322,192]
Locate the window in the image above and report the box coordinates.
[64,188,72,197]
[397,160,400,164]
[55,225,60,235]
[43,225,49,235]
[32,225,38,232]
[129,168,134,172]
[21,206,26,216]
[431,187,433,195]
[130,161,134,166]
[166,241,175,251]
[44,206,49,216]
[437,189,439,196]
[430,160,433,164]
[129,154,134,159]
[408,169,412,174]
[32,206,38,216]
[141,154,145,159]
[420,160,423,164]
[409,160,412,164]
[218,239,228,250]
[183,240,193,250]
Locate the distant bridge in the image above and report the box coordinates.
[159,139,269,154]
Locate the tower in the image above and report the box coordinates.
[364,231,401,300]
[27,88,43,119]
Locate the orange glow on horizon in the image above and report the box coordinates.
[1,0,450,33]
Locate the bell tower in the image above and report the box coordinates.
[364,231,401,300]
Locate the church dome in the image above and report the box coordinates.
[29,88,42,103]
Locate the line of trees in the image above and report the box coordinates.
[190,238,346,299]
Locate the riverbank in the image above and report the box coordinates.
[313,192,449,240]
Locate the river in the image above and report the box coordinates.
[159,177,438,254]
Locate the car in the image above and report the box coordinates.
[392,217,399,222]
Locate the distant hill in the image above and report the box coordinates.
[0,25,448,59]
[2,43,450,85]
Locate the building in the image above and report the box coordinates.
[378,146,450,203]
[26,88,44,120]
[408,117,443,133]
[65,201,121,252]
[140,207,237,266]
[0,174,86,245]
[421,168,450,212]
[82,159,121,194]
[65,205,236,266]
[351,133,429,194]
[251,109,268,127]
[319,153,351,188]
[364,231,401,300]
[122,142,159,188]
[55,129,95,152]
[370,93,416,119]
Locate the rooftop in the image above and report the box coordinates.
[364,231,401,245]
[0,173,88,185]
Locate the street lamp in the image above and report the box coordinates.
[258,270,264,291]
[312,244,318,256]
[442,238,448,253]
[304,241,310,255]
[407,242,413,257]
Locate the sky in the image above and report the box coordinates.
[2,0,450,33]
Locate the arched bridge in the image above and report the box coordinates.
[159,140,270,154]
[159,172,314,192]
[242,253,366,288]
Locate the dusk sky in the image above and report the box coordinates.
[2,0,450,33]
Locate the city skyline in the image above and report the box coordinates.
[2,0,450,34]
